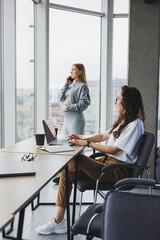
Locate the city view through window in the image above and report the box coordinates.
[49,9,101,134]
[112,17,129,123]
[16,0,34,142]
[15,0,130,142]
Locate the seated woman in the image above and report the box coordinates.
[37,85,145,235]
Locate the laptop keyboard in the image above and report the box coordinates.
[49,139,74,146]
[50,139,67,145]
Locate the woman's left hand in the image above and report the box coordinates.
[69,139,87,146]
[61,105,67,112]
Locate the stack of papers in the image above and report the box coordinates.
[40,145,74,153]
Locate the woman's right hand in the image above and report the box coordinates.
[68,134,81,141]
[66,76,72,85]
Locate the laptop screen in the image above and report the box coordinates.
[42,119,57,144]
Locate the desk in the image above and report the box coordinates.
[0,152,71,227]
[0,137,84,157]
[0,139,85,240]
[0,214,14,233]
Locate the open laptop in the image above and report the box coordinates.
[42,119,73,146]
[0,161,36,177]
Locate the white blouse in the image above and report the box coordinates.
[106,118,144,163]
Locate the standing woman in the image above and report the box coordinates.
[60,63,90,135]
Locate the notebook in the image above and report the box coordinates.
[0,161,36,177]
[40,145,74,153]
[42,119,74,146]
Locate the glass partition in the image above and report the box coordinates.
[16,0,35,142]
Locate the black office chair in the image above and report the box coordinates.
[71,178,157,240]
[76,131,155,215]
[103,190,160,240]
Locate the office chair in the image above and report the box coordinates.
[71,178,157,240]
[76,131,155,215]
[103,190,160,240]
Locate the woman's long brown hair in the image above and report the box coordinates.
[109,85,146,139]
[73,63,89,88]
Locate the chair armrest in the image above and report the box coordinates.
[94,203,104,213]
[89,152,105,159]
[114,178,156,190]
[101,163,150,173]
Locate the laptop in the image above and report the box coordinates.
[42,119,73,146]
[0,161,36,177]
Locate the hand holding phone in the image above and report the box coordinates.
[66,76,74,85]
[68,76,74,83]
[66,76,74,84]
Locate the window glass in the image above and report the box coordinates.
[112,18,129,122]
[50,0,102,12]
[113,0,130,14]
[49,9,101,134]
[16,0,35,142]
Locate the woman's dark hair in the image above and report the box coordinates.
[110,85,146,139]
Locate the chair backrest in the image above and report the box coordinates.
[131,131,155,178]
[103,191,160,240]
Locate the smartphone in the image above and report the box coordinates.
[68,76,74,82]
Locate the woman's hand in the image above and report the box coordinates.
[61,105,67,112]
[66,76,73,85]
[69,139,87,146]
[68,134,81,141]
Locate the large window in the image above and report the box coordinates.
[49,7,101,134]
[50,0,102,12]
[16,0,35,142]
[112,0,130,122]
[113,0,130,14]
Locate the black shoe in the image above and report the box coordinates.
[53,176,60,184]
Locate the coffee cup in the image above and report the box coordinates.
[35,133,45,147]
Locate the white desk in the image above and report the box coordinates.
[0,140,85,240]
[0,137,85,157]
[0,152,71,230]
[0,135,88,240]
